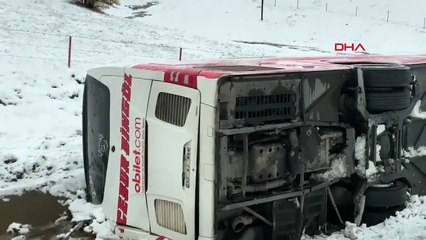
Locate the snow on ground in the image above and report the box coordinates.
[1,0,426,239]
[142,0,426,55]
[305,195,426,240]
[6,223,31,235]
[61,199,117,239]
[103,3,134,18]
[0,61,86,197]
[405,101,426,157]
[404,146,426,158]
[411,100,426,119]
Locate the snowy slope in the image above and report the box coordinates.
[306,195,426,240]
[0,0,303,197]
[142,0,426,54]
[0,0,426,238]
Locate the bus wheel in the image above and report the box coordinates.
[362,181,408,226]
[365,181,408,208]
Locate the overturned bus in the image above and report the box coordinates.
[82,55,426,240]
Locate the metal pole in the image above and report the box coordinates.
[297,0,299,9]
[261,0,264,20]
[327,187,344,225]
[387,10,389,22]
[68,36,72,68]
[242,134,249,196]
[179,47,182,61]
[355,6,358,16]
[326,2,328,12]
[274,0,276,7]
[243,207,273,226]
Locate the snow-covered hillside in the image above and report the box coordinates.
[143,0,426,55]
[0,0,426,238]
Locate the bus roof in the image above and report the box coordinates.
[130,54,426,89]
[132,54,426,77]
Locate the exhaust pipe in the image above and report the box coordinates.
[232,216,255,233]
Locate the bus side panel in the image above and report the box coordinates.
[198,104,216,239]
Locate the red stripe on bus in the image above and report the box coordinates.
[164,70,198,89]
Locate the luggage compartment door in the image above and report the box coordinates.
[146,81,200,240]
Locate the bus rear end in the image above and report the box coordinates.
[82,67,203,240]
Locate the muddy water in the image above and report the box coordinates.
[0,191,72,239]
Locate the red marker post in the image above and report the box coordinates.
[68,36,72,68]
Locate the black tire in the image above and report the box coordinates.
[362,204,405,226]
[365,88,411,112]
[363,66,412,88]
[365,181,408,208]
